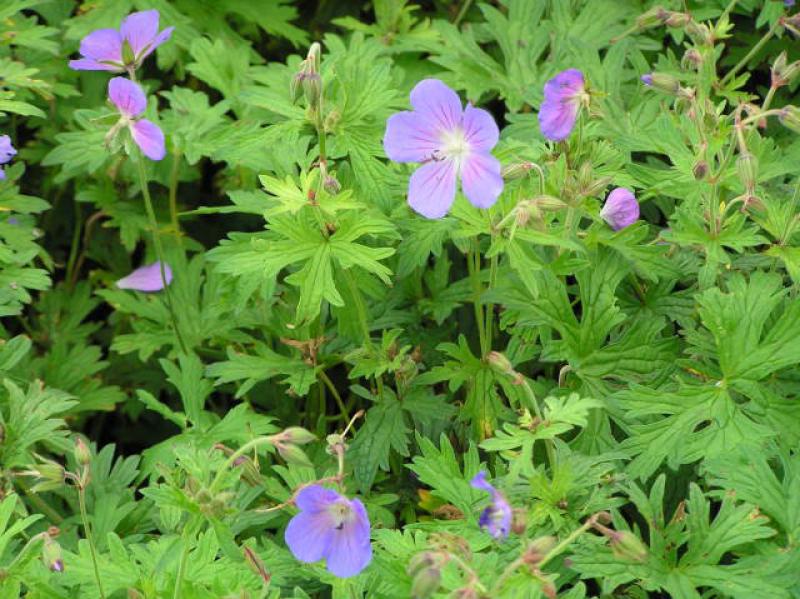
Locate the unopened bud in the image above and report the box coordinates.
[522,535,557,565]
[42,536,64,573]
[511,509,527,535]
[610,531,649,563]
[406,551,436,577]
[736,152,758,192]
[281,427,316,445]
[306,42,322,73]
[662,11,690,27]
[533,195,567,211]
[682,48,703,69]
[289,73,304,104]
[772,52,800,88]
[780,105,800,133]
[641,72,680,95]
[128,590,145,599]
[485,351,523,384]
[686,20,714,46]
[74,438,91,466]
[302,72,322,109]
[636,6,669,30]
[692,160,708,181]
[276,443,313,468]
[541,579,557,599]
[411,566,441,599]
[323,174,341,195]
[502,161,534,180]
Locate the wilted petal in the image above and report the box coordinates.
[324,499,372,578]
[285,510,334,564]
[407,160,457,219]
[409,79,463,132]
[383,111,442,163]
[600,187,639,230]
[131,119,166,161]
[120,10,160,57]
[108,77,147,118]
[539,69,585,141]
[77,28,122,64]
[462,104,499,152]
[460,153,503,209]
[116,262,172,292]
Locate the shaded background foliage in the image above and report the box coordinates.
[1,0,800,597]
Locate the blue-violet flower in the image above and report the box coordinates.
[538,69,586,141]
[0,135,17,180]
[116,261,173,292]
[470,471,512,539]
[600,187,639,230]
[107,77,166,161]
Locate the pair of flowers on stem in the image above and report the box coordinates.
[383,70,640,230]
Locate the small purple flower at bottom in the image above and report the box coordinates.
[0,135,17,180]
[69,10,173,73]
[383,79,504,219]
[470,471,512,539]
[116,262,172,292]
[108,77,166,161]
[600,188,639,230]
[640,74,653,86]
[284,485,372,578]
[539,69,586,141]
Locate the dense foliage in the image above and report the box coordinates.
[1,0,800,597]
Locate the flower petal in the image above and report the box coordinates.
[383,111,442,163]
[78,28,122,63]
[131,119,166,161]
[460,153,503,209]
[539,69,584,141]
[407,159,457,219]
[116,262,172,292]
[0,135,16,164]
[600,187,639,230]
[285,509,334,564]
[120,10,160,57]
[108,77,147,118]
[68,58,122,72]
[463,104,499,152]
[295,485,343,512]
[470,471,495,494]
[409,79,463,133]
[140,26,174,61]
[324,499,372,578]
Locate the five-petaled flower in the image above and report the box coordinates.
[116,261,173,292]
[538,69,587,141]
[0,135,17,180]
[470,471,512,539]
[285,485,372,578]
[69,10,173,73]
[600,187,639,230]
[107,77,166,161]
[383,79,504,219]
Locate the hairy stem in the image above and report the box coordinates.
[78,484,106,599]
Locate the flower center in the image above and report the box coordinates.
[328,501,354,530]
[439,127,471,165]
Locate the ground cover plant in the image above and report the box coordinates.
[0,0,799,597]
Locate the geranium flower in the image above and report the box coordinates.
[69,10,173,73]
[107,77,166,161]
[383,79,503,219]
[470,471,512,539]
[116,262,173,292]
[0,135,17,180]
[538,69,586,141]
[284,485,372,578]
[600,187,639,230]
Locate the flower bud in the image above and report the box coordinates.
[74,437,91,466]
[289,73,304,104]
[411,566,441,599]
[692,160,708,181]
[281,427,316,445]
[636,6,669,30]
[306,42,322,74]
[406,551,436,577]
[686,20,714,46]
[302,72,322,110]
[127,590,145,599]
[42,535,64,573]
[276,443,313,468]
[323,174,341,195]
[779,105,800,133]
[533,195,567,211]
[485,351,523,384]
[736,152,758,192]
[641,72,680,95]
[522,535,557,565]
[502,161,534,180]
[682,48,703,70]
[772,51,800,88]
[662,11,690,27]
[610,531,649,563]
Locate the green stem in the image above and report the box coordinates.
[136,154,188,354]
[484,252,498,351]
[342,268,384,399]
[721,21,779,86]
[65,200,82,290]
[168,150,182,239]
[454,0,474,25]
[15,478,63,524]
[468,239,488,355]
[521,380,556,470]
[173,519,194,599]
[319,370,350,421]
[209,437,275,494]
[537,515,598,568]
[78,485,106,599]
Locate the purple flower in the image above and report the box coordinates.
[284,485,372,578]
[641,73,653,86]
[108,77,166,160]
[0,135,17,180]
[69,10,173,72]
[786,0,795,8]
[600,187,639,230]
[470,471,512,539]
[538,69,586,141]
[383,79,503,219]
[116,261,172,292]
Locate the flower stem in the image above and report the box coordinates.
[173,518,195,599]
[454,0,474,25]
[209,436,275,494]
[468,239,488,355]
[342,268,384,399]
[78,484,106,599]
[484,252,498,351]
[319,369,350,422]
[520,379,556,470]
[135,154,188,354]
[721,21,779,86]
[168,149,182,240]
